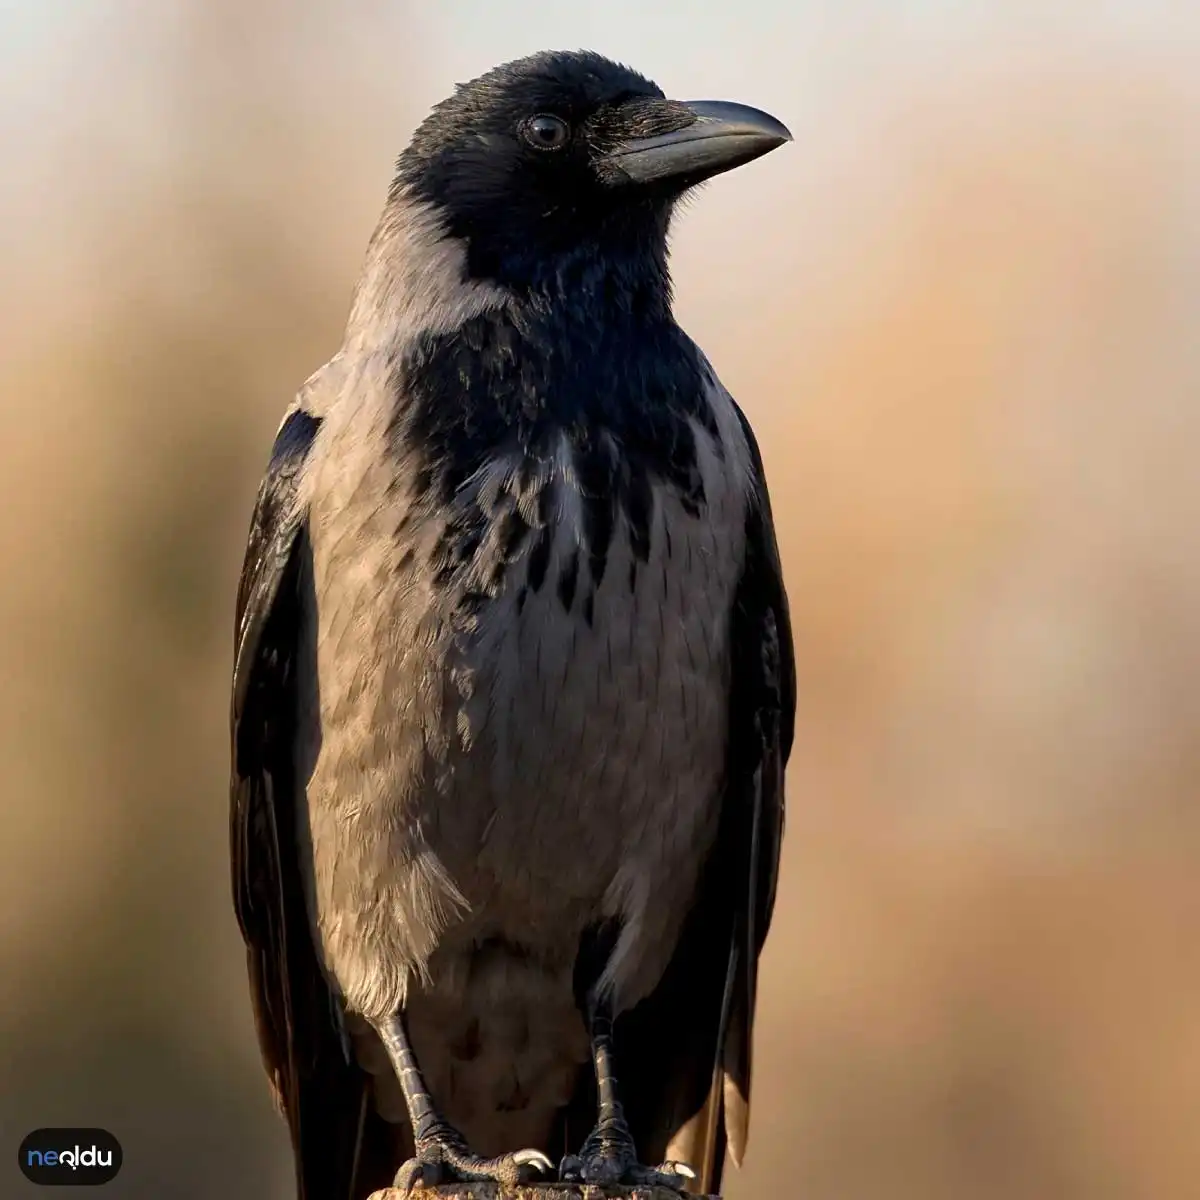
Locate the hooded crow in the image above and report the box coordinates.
[231,48,794,1199]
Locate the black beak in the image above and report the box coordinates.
[602,100,792,188]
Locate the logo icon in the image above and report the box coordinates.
[18,1129,122,1186]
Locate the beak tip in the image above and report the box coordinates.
[686,100,793,152]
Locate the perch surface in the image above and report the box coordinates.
[367,1186,715,1200]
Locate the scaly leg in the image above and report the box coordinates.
[559,998,696,1190]
[373,1012,554,1193]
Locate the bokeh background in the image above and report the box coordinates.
[3,2,1199,1197]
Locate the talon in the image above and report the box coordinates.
[392,1157,444,1195]
[559,1154,585,1182]
[661,1161,696,1179]
[514,1149,555,1173]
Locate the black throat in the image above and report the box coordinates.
[390,284,723,618]
[394,285,718,505]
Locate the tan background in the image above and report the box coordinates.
[3,2,1198,1197]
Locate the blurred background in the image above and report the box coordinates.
[3,1,1199,1197]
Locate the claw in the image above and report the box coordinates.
[560,1150,695,1192]
[660,1161,696,1180]
[513,1149,555,1174]
[392,1144,551,1193]
[628,1161,695,1190]
[391,1157,444,1195]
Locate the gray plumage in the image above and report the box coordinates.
[231,50,794,1200]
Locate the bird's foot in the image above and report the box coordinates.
[393,1121,554,1193]
[560,1119,696,1192]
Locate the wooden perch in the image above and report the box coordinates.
[367,1186,715,1200]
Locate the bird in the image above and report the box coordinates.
[230,48,795,1200]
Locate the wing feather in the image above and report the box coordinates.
[230,408,395,1200]
[611,397,795,1195]
[719,404,793,1170]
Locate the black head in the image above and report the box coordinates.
[392,50,791,294]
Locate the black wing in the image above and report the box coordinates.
[714,403,794,1172]
[611,401,795,1195]
[231,408,395,1200]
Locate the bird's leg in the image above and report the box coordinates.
[373,1012,554,1193]
[559,999,697,1190]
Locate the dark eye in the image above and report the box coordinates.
[523,114,571,151]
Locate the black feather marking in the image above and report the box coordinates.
[557,549,580,611]
[394,302,710,595]
[582,592,595,627]
[574,430,618,588]
[460,589,490,620]
[694,396,721,449]
[432,508,488,588]
[489,505,532,588]
[665,422,705,517]
[625,460,654,564]
[497,507,531,561]
[274,407,320,461]
[411,462,434,502]
[527,524,553,592]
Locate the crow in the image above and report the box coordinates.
[231,48,794,1199]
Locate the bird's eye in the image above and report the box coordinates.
[522,114,571,151]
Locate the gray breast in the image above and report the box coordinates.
[298,375,754,1020]
[427,417,751,1009]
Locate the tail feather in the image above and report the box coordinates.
[665,1063,728,1195]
